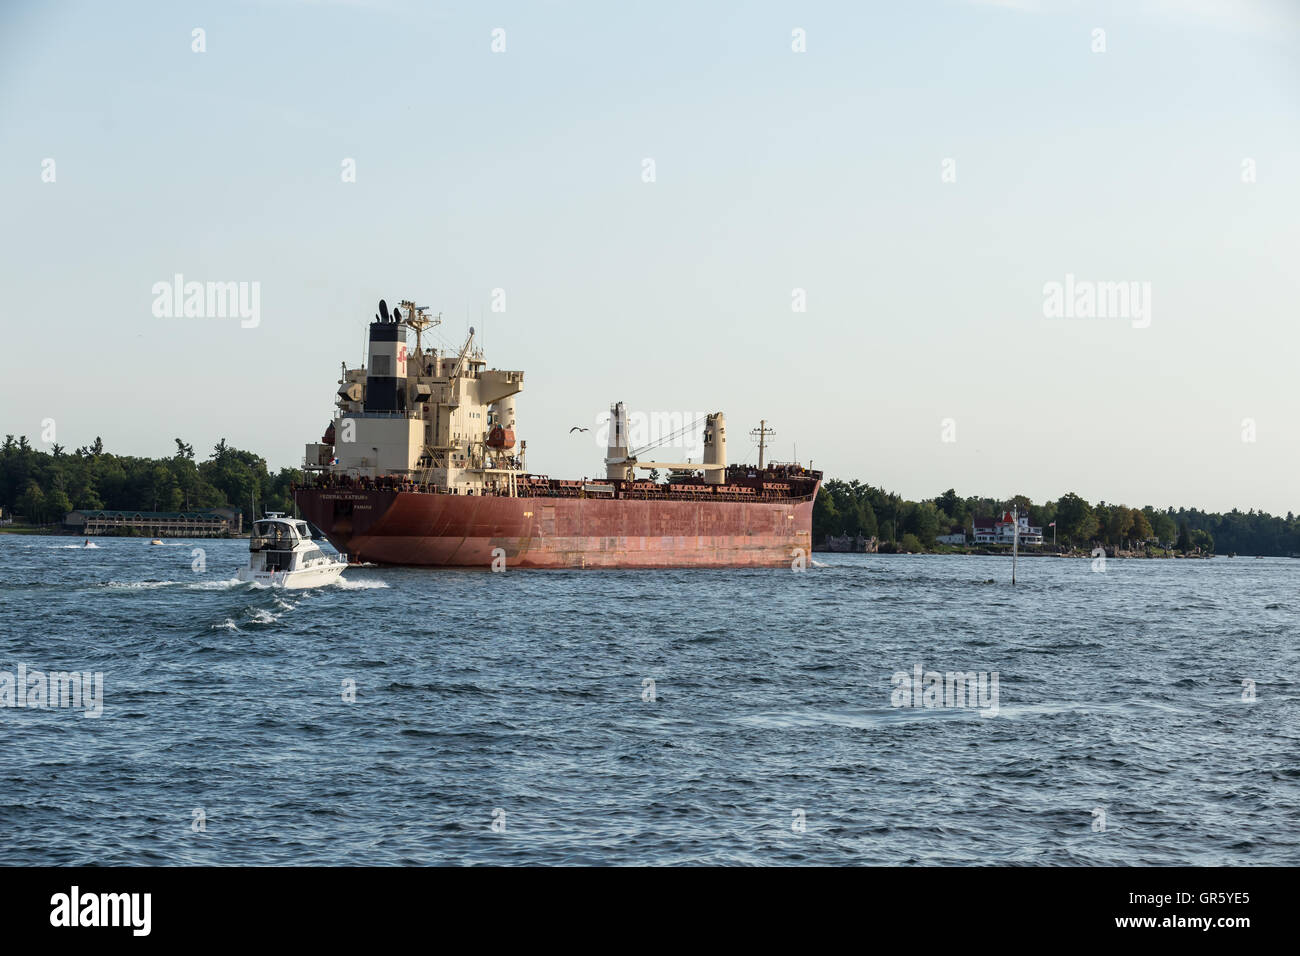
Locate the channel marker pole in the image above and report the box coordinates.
[1012,505,1019,586]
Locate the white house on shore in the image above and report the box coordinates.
[973,512,1044,546]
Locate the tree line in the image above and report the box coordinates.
[0,435,299,528]
[813,479,1300,556]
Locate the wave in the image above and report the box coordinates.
[333,578,389,590]
[104,578,244,591]
[186,578,244,590]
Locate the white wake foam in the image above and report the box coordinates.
[332,578,389,590]
[186,577,244,590]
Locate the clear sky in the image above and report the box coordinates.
[2,0,1297,514]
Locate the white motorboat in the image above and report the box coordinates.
[237,513,347,588]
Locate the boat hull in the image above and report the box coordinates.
[295,488,816,569]
[237,562,346,589]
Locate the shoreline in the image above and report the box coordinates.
[0,528,1237,559]
[814,545,1218,559]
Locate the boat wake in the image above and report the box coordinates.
[332,578,389,590]
[102,577,246,591]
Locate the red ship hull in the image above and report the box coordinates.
[295,488,817,569]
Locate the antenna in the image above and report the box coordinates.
[750,420,775,469]
[400,300,440,355]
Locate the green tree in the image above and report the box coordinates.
[890,496,910,545]
[1055,492,1097,544]
[1149,509,1176,546]
[1105,506,1134,546]
[908,501,941,547]
[18,480,45,523]
[1093,503,1111,542]
[813,487,840,539]
[858,499,879,539]
[1129,508,1153,544]
[75,487,105,511]
[1031,500,1057,532]
[46,487,73,521]
[936,488,960,521]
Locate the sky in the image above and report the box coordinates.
[2,0,1297,514]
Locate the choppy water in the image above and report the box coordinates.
[0,536,1295,865]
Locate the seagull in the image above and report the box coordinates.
[569,426,589,433]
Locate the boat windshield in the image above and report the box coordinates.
[250,521,299,551]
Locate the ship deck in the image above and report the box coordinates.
[298,464,822,505]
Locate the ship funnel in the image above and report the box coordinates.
[605,401,633,481]
[365,302,409,412]
[703,412,726,484]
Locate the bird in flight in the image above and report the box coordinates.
[569,426,589,433]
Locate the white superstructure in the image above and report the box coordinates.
[304,298,526,497]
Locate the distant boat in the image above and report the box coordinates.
[149,539,165,546]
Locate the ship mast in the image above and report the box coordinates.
[399,300,439,355]
[751,420,775,469]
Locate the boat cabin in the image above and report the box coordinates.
[249,514,320,572]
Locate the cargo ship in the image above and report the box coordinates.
[294,298,821,568]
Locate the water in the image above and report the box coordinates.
[0,537,1295,865]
